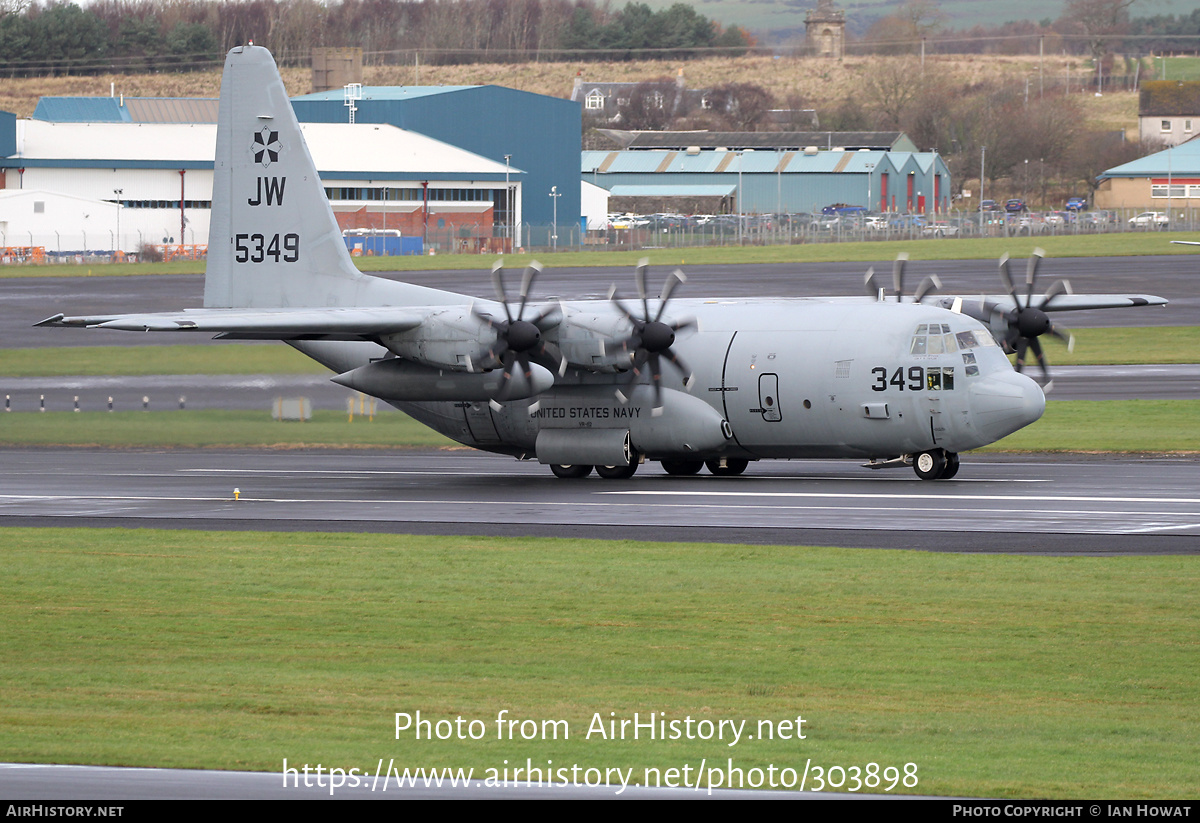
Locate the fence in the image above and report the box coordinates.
[3,209,1198,265]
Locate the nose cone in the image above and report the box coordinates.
[969,369,1045,444]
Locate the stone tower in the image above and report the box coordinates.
[805,0,846,60]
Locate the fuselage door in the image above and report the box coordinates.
[461,401,501,443]
[758,373,782,422]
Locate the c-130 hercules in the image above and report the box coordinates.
[39,46,1167,481]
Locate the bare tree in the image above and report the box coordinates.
[707,82,774,131]
[1059,0,1138,61]
[616,79,679,130]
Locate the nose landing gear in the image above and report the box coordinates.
[913,449,959,480]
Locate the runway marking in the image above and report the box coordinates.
[1125,522,1200,534]
[600,490,1200,506]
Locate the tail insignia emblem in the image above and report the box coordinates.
[251,127,282,167]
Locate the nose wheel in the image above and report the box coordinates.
[913,449,958,480]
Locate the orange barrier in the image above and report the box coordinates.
[157,244,208,261]
[0,246,46,264]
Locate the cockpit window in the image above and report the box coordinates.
[954,329,998,350]
[912,325,959,355]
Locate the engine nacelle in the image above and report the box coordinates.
[332,358,553,401]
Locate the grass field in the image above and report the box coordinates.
[2,527,1197,797]
[0,401,1196,452]
[6,232,1200,278]
[1159,56,1200,82]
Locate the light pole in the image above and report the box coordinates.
[549,185,560,250]
[979,146,986,232]
[504,154,512,251]
[736,151,744,245]
[113,188,123,255]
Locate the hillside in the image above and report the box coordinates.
[0,53,1137,136]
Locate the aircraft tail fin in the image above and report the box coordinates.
[204,46,364,309]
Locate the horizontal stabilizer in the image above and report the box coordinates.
[35,307,424,338]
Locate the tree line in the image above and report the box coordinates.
[0,0,750,75]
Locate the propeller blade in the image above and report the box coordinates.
[648,352,664,416]
[670,316,698,334]
[655,269,686,321]
[892,253,908,301]
[539,340,569,377]
[1041,278,1073,310]
[1048,324,1075,352]
[863,267,879,299]
[914,274,942,304]
[664,347,695,390]
[1014,337,1029,372]
[998,253,1016,303]
[1028,336,1050,384]
[530,302,563,331]
[490,261,513,323]
[517,261,542,320]
[608,289,639,324]
[635,258,650,319]
[1025,248,1044,309]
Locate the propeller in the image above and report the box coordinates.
[987,249,1075,388]
[864,253,942,303]
[608,258,697,416]
[470,260,566,410]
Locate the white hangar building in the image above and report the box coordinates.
[0,111,524,256]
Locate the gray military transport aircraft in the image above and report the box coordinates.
[39,46,1168,481]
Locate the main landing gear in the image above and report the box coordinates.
[913,449,959,481]
[549,462,641,479]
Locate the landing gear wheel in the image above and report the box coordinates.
[596,463,638,480]
[913,450,948,481]
[941,452,960,480]
[706,458,749,477]
[550,464,592,479]
[661,460,704,476]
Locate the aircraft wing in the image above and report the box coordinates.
[35,307,425,339]
[940,294,1168,313]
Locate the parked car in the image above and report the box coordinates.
[1011,215,1047,234]
[921,221,960,238]
[864,215,890,230]
[889,214,926,229]
[1004,199,1027,213]
[1129,212,1169,228]
[1065,196,1087,211]
[980,199,999,212]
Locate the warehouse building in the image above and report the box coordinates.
[1094,137,1200,211]
[290,85,581,246]
[0,100,527,256]
[583,145,950,216]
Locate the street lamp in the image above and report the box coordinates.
[549,185,561,250]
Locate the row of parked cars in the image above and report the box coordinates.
[605,207,1174,236]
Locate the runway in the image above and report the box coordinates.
[2,448,1197,554]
